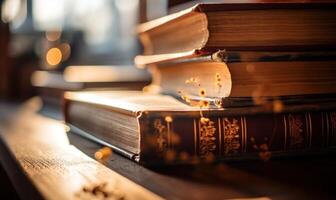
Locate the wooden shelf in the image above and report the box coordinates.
[0,98,335,199]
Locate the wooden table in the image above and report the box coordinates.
[0,97,335,200]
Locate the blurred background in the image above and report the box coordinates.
[0,0,285,103]
[0,0,176,101]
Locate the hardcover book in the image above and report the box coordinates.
[64,91,336,165]
[141,52,336,107]
[137,2,336,57]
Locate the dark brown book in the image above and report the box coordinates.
[135,49,336,66]
[137,2,336,57]
[143,53,336,106]
[0,21,10,99]
[168,0,336,13]
[63,91,336,165]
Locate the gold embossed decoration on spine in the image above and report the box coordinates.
[154,119,168,155]
[198,118,216,158]
[330,112,336,145]
[288,114,304,148]
[223,118,241,155]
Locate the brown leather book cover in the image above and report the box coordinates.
[63,91,336,165]
[0,21,10,99]
[169,0,336,9]
[139,108,336,165]
[137,2,336,58]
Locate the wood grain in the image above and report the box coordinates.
[1,98,336,199]
[67,113,336,199]
[0,98,162,200]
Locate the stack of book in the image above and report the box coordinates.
[64,2,336,165]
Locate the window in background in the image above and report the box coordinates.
[32,0,140,65]
[2,0,141,68]
[1,0,147,99]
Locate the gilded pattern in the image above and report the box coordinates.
[154,119,167,153]
[223,118,240,154]
[288,114,304,147]
[330,112,336,144]
[199,118,216,157]
[330,112,336,130]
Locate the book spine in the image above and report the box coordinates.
[139,110,336,164]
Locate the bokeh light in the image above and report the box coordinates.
[46,47,62,67]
